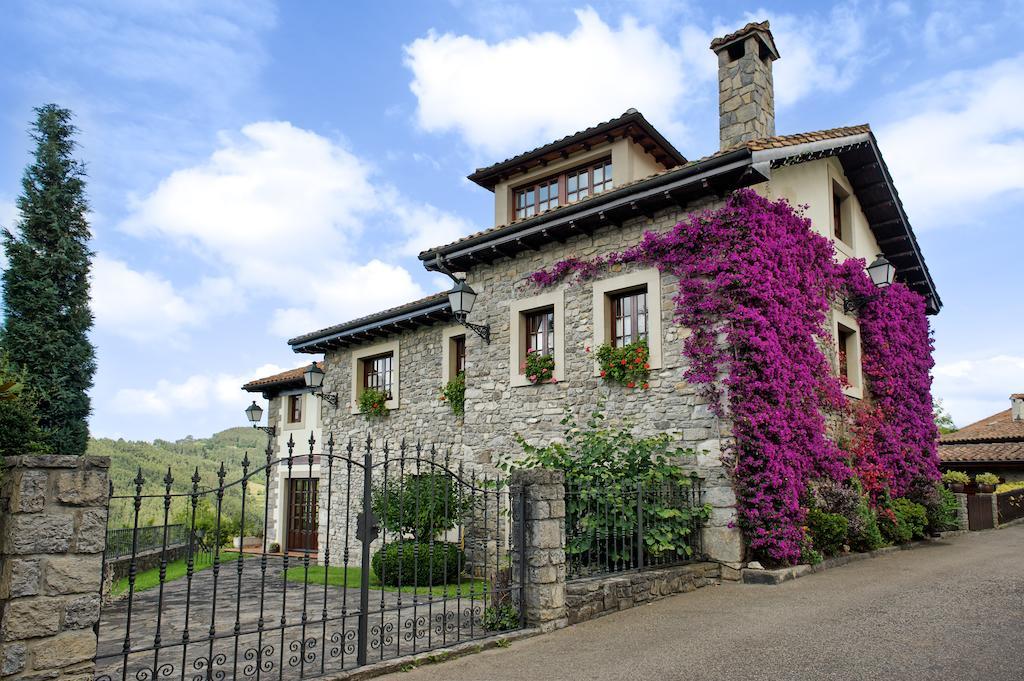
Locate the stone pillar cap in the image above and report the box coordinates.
[709,20,780,61]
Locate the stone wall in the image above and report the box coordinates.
[319,199,745,565]
[0,455,109,681]
[510,468,566,632]
[566,562,721,625]
[713,34,776,149]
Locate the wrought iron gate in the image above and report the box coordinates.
[95,434,524,680]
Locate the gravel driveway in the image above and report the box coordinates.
[379,524,1024,681]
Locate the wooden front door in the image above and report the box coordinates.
[287,478,319,552]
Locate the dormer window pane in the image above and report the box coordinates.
[594,160,613,194]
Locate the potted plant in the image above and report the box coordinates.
[358,387,388,419]
[941,470,970,493]
[523,349,556,384]
[594,339,651,390]
[975,472,999,494]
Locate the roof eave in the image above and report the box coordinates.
[289,300,453,353]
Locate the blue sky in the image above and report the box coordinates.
[1,0,1022,440]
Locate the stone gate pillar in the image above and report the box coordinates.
[510,468,566,632]
[0,455,109,680]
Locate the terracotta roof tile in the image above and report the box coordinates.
[939,442,1024,464]
[710,20,773,50]
[940,408,1024,444]
[421,124,872,258]
[242,365,308,392]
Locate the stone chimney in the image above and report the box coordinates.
[710,21,780,150]
[1012,393,1024,421]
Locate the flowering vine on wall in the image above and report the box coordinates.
[529,189,939,565]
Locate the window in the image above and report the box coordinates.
[592,269,664,375]
[453,335,466,375]
[350,340,400,414]
[509,289,565,387]
[832,181,851,246]
[287,394,303,424]
[834,316,862,399]
[513,158,613,220]
[610,288,648,346]
[362,353,393,398]
[525,308,555,357]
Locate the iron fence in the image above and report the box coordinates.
[105,524,190,559]
[94,434,524,681]
[564,474,705,580]
[997,489,1024,524]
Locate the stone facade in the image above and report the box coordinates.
[0,455,109,681]
[316,197,745,565]
[565,562,720,625]
[713,32,777,149]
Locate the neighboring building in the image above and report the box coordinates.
[939,394,1024,483]
[279,22,941,563]
[242,364,323,553]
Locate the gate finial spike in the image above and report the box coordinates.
[134,467,145,488]
[241,451,250,471]
[163,466,173,488]
[308,430,316,452]
[191,466,201,486]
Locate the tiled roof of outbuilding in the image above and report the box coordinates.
[242,365,308,392]
[939,442,1024,464]
[940,408,1024,444]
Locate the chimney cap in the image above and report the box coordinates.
[710,20,780,60]
[1012,393,1024,399]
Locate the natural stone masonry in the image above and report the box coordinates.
[0,455,109,681]
[565,562,720,625]
[510,468,566,632]
[711,25,779,149]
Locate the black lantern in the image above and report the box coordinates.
[304,361,325,390]
[844,254,897,313]
[245,400,264,425]
[246,400,275,436]
[866,254,895,289]
[447,276,490,344]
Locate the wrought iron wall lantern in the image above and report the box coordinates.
[245,400,275,436]
[303,360,339,406]
[435,256,490,343]
[843,254,896,313]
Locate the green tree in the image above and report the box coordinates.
[933,398,957,434]
[1,104,96,455]
[0,353,51,458]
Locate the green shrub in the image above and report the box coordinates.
[880,498,928,543]
[806,509,848,557]
[975,472,1000,485]
[481,603,519,631]
[929,487,960,532]
[370,473,472,541]
[941,470,970,485]
[849,499,885,552]
[371,541,463,586]
[996,481,1024,494]
[440,372,465,416]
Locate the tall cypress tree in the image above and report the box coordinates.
[1,104,96,455]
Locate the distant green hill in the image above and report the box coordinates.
[89,427,269,529]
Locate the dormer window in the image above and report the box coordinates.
[513,158,613,221]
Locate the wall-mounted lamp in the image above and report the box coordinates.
[303,361,339,406]
[245,400,275,436]
[447,275,491,344]
[843,254,896,313]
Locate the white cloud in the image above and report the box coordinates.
[113,362,288,417]
[404,8,699,157]
[877,55,1024,227]
[121,121,467,338]
[933,355,1024,427]
[733,6,868,109]
[90,255,203,343]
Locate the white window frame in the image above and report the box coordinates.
[509,288,565,387]
[441,325,467,384]
[350,339,400,415]
[833,311,863,400]
[829,172,855,257]
[591,268,664,376]
[281,390,308,431]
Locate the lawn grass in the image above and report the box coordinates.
[111,550,248,597]
[283,565,489,599]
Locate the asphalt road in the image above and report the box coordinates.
[378,524,1024,681]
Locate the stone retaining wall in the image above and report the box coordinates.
[0,455,109,681]
[566,562,720,625]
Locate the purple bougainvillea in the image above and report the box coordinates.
[530,189,939,564]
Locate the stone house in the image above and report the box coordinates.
[242,364,323,552]
[939,394,1024,483]
[261,22,941,564]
